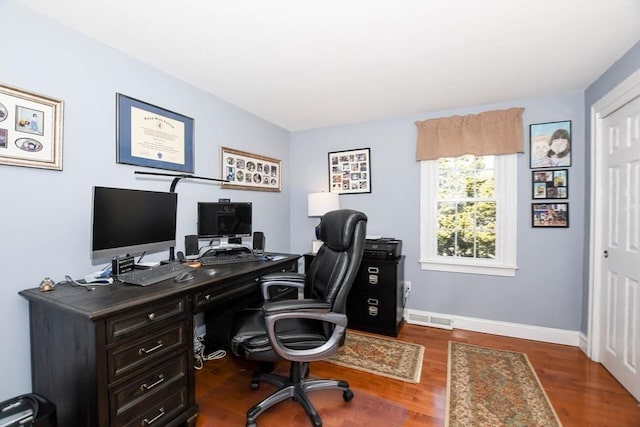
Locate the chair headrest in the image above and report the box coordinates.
[319,209,368,251]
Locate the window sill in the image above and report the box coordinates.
[419,259,517,277]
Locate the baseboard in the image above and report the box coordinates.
[578,332,589,356]
[405,308,581,347]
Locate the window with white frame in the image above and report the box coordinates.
[420,153,517,276]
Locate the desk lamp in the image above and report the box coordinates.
[307,192,340,253]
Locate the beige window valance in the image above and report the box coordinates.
[415,107,525,160]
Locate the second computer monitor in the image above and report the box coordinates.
[197,202,252,239]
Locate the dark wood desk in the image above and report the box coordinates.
[19,254,300,427]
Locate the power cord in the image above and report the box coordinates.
[193,332,226,370]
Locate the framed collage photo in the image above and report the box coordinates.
[0,83,64,170]
[532,169,568,199]
[221,146,281,192]
[328,147,371,194]
[529,120,571,168]
[532,203,569,228]
[116,93,194,173]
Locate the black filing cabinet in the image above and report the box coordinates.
[346,256,405,336]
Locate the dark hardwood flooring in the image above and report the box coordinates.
[195,323,640,426]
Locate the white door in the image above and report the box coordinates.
[591,72,640,402]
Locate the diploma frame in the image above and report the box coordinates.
[220,146,281,192]
[0,83,64,171]
[116,93,194,173]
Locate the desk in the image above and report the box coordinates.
[19,254,300,427]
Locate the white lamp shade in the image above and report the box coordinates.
[307,192,340,216]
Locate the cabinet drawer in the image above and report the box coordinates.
[108,322,188,382]
[107,297,187,343]
[115,383,189,427]
[347,291,402,336]
[354,264,398,294]
[110,354,189,419]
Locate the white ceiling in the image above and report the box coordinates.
[16,0,640,131]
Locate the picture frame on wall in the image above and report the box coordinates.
[532,202,569,228]
[220,146,281,192]
[116,93,194,173]
[529,120,571,168]
[0,83,64,171]
[532,169,568,199]
[328,147,371,194]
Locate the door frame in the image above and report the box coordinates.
[587,68,640,361]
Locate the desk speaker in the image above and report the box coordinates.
[253,231,265,255]
[185,235,199,256]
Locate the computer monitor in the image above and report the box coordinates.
[91,186,178,259]
[197,202,252,239]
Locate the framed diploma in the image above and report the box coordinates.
[116,93,194,173]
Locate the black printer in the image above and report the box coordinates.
[363,238,402,260]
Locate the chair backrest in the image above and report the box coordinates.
[304,209,367,315]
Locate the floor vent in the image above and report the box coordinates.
[406,311,453,330]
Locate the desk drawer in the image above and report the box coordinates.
[114,383,189,427]
[107,297,187,343]
[110,354,188,420]
[108,321,188,382]
[195,279,259,311]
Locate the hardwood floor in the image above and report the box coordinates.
[195,323,640,426]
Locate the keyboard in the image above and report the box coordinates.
[200,252,260,266]
[118,262,194,286]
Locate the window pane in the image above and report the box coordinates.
[437,229,455,256]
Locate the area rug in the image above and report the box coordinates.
[324,330,424,383]
[445,341,562,427]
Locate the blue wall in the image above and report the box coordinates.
[291,93,586,330]
[0,1,292,400]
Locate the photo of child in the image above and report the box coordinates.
[529,121,571,168]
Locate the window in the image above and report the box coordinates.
[420,154,517,276]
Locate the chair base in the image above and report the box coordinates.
[245,362,354,427]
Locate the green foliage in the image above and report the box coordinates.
[436,155,496,258]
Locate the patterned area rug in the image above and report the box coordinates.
[324,330,424,383]
[446,341,562,427]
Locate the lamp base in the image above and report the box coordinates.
[311,240,324,254]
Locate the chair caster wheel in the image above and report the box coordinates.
[250,382,260,391]
[343,389,354,401]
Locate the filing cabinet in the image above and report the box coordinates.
[346,256,405,336]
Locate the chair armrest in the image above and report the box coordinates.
[263,299,347,362]
[260,272,305,300]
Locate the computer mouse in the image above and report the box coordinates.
[174,271,195,283]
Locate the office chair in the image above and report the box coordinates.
[229,209,367,427]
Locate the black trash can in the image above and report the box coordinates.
[0,393,56,426]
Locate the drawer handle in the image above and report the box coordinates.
[139,340,163,355]
[368,306,378,316]
[204,294,212,301]
[142,407,165,425]
[147,313,156,321]
[140,374,165,391]
[367,267,379,274]
[368,275,378,285]
[367,298,379,305]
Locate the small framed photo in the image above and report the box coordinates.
[221,146,281,192]
[328,147,371,194]
[532,203,569,228]
[529,120,571,168]
[532,169,568,199]
[116,93,194,173]
[0,83,64,170]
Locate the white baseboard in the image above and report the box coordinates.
[405,308,581,347]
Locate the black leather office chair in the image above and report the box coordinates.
[229,209,367,427]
